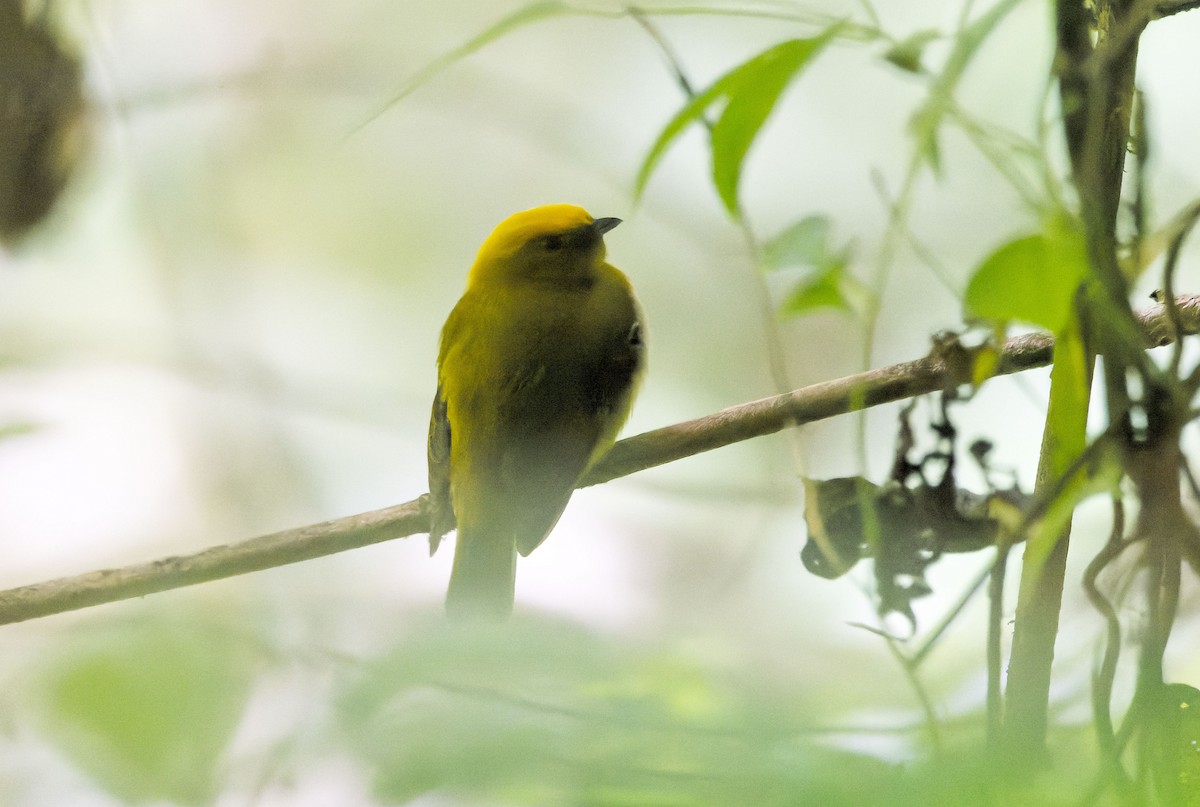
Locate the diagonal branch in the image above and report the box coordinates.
[0,297,1197,627]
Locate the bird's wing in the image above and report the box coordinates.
[509,306,644,557]
[505,430,595,558]
[426,381,454,554]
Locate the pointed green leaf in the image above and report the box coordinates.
[633,72,732,200]
[965,216,1089,333]
[711,33,837,213]
[781,259,871,317]
[782,265,849,314]
[909,104,943,173]
[765,214,868,317]
[883,29,941,73]
[635,27,839,210]
[762,215,833,270]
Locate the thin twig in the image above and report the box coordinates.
[882,637,943,755]
[0,298,1197,627]
[910,557,993,669]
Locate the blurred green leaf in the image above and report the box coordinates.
[781,262,872,317]
[907,0,1024,174]
[0,420,39,440]
[764,216,868,317]
[636,29,838,214]
[710,34,836,213]
[782,267,844,313]
[964,216,1090,333]
[1148,684,1200,806]
[883,29,941,74]
[32,612,260,805]
[763,215,834,270]
[336,617,899,806]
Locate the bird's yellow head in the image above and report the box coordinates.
[467,204,621,288]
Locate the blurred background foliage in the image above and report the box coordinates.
[1,0,1200,804]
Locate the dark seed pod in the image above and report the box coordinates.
[0,0,85,245]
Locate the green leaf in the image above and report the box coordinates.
[764,215,869,317]
[964,216,1090,333]
[883,28,941,74]
[909,104,943,173]
[635,28,838,213]
[907,0,1024,174]
[781,261,871,317]
[337,617,901,806]
[710,34,836,213]
[783,268,847,313]
[632,70,731,202]
[0,421,38,440]
[762,215,833,270]
[33,614,259,805]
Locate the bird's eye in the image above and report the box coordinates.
[543,235,563,252]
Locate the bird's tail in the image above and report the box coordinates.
[445,527,517,620]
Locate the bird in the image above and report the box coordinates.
[427,204,645,619]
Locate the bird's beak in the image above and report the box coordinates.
[593,217,622,236]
